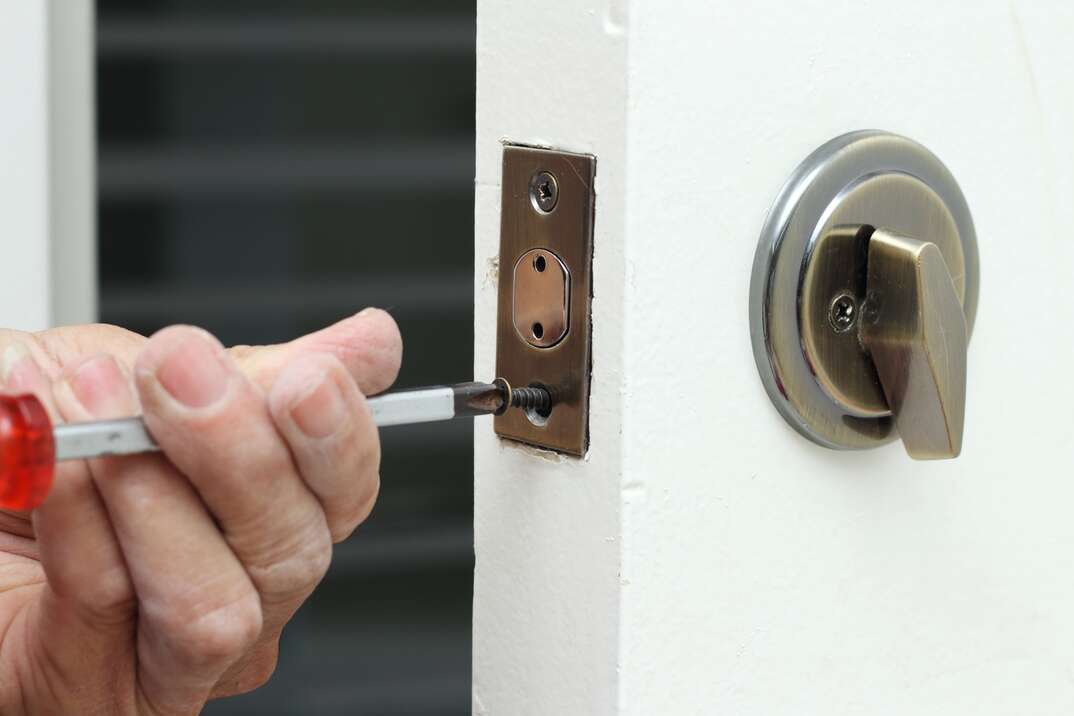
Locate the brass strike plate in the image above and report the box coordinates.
[494,146,595,456]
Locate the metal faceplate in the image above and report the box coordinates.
[494,146,595,456]
[749,130,979,450]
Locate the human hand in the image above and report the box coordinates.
[0,309,401,714]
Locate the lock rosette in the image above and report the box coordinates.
[749,131,979,459]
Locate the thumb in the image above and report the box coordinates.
[227,308,403,395]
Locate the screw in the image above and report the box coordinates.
[511,385,551,414]
[829,292,858,333]
[529,171,559,213]
[492,378,553,417]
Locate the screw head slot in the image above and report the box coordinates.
[529,171,559,213]
[828,293,858,333]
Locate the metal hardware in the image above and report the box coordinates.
[505,383,553,415]
[513,248,570,348]
[495,146,595,455]
[861,230,967,458]
[51,380,553,464]
[54,418,157,462]
[750,130,979,457]
[828,292,858,333]
[529,170,559,213]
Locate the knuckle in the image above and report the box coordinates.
[149,323,220,348]
[287,390,381,543]
[218,642,281,697]
[151,395,286,487]
[352,419,382,511]
[331,471,380,543]
[353,404,382,464]
[73,323,146,358]
[321,414,381,542]
[352,468,381,527]
[74,565,136,624]
[160,590,263,668]
[247,522,333,603]
[338,411,380,483]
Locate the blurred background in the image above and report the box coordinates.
[97,2,476,714]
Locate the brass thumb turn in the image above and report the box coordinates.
[860,230,967,459]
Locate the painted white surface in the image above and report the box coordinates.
[0,1,95,331]
[48,0,97,326]
[476,1,1074,714]
[0,3,51,330]
[474,1,627,714]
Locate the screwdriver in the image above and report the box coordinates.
[0,379,550,511]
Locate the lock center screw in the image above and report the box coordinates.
[529,171,559,213]
[829,292,858,333]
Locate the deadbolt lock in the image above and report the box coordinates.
[750,131,980,459]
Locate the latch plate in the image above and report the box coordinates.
[494,146,595,456]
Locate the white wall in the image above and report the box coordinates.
[473,1,628,713]
[477,1,1074,714]
[0,4,52,330]
[49,0,97,326]
[0,1,95,332]
[619,2,1074,713]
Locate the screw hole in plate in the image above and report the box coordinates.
[524,382,552,427]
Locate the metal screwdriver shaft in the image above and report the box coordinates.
[52,379,550,462]
[0,379,552,510]
[54,418,159,462]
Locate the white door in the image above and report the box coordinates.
[0,1,94,330]
[474,2,1074,714]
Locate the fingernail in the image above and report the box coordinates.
[156,332,230,408]
[356,307,387,320]
[290,372,346,438]
[1,344,43,392]
[66,355,128,418]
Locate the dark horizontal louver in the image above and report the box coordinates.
[97,4,475,715]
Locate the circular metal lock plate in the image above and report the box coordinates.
[749,130,979,450]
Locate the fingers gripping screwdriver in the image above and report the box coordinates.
[0,379,551,511]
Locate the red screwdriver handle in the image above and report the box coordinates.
[0,394,55,511]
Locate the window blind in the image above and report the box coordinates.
[98,3,476,714]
